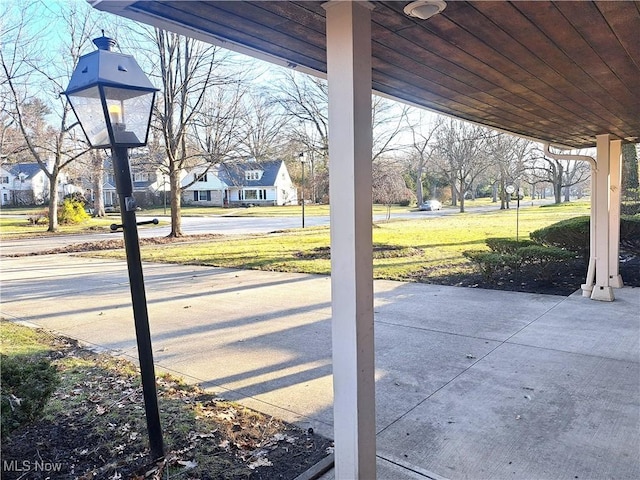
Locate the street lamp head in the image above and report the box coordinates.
[63,33,158,149]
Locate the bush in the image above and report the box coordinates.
[1,355,59,438]
[464,240,579,283]
[530,216,590,257]
[531,215,640,257]
[27,211,48,225]
[485,237,536,254]
[621,215,640,253]
[516,245,578,281]
[58,198,90,225]
[621,202,640,216]
[463,250,518,281]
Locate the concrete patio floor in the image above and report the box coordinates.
[1,254,638,479]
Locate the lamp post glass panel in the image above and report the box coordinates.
[64,35,164,460]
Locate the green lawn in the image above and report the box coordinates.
[91,201,590,282]
[0,215,123,238]
[140,203,411,217]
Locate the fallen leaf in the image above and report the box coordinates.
[96,405,106,415]
[177,460,198,470]
[248,457,272,469]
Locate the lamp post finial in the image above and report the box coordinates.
[93,32,117,51]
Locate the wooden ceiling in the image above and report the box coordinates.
[93,1,640,148]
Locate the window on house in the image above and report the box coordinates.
[193,190,211,201]
[245,170,262,181]
[133,172,149,182]
[195,173,208,182]
[1,176,9,184]
[244,189,257,200]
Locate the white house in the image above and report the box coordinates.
[0,163,74,206]
[0,165,15,206]
[182,160,297,207]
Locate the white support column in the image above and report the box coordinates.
[591,134,614,301]
[323,1,376,478]
[581,166,596,297]
[608,139,623,288]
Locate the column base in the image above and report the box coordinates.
[610,274,624,289]
[590,285,615,302]
[581,283,593,297]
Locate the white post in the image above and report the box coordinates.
[608,139,623,288]
[324,1,376,478]
[581,165,596,297]
[591,134,614,301]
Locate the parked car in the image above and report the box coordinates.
[419,200,442,211]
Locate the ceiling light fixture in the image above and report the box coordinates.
[404,0,447,20]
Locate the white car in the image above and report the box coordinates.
[419,200,442,211]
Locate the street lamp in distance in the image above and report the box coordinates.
[63,33,164,461]
[299,152,307,229]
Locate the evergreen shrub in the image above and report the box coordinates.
[1,355,59,438]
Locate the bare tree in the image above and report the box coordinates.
[0,0,97,230]
[372,158,414,220]
[371,96,410,162]
[269,71,329,202]
[528,148,591,204]
[150,29,245,236]
[240,92,290,161]
[486,133,533,209]
[434,119,490,212]
[406,110,442,204]
[270,71,412,204]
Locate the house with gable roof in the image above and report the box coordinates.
[182,159,297,207]
[1,162,75,206]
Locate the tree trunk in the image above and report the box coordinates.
[564,186,571,202]
[169,169,183,237]
[47,175,59,232]
[459,178,465,213]
[416,165,424,205]
[554,182,562,204]
[93,150,105,217]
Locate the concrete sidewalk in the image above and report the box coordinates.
[1,254,638,479]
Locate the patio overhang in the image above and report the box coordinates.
[89,1,640,477]
[92,0,640,149]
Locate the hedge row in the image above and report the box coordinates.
[465,214,639,284]
[531,215,640,255]
[463,241,576,283]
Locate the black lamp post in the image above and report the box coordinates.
[299,152,306,229]
[64,34,164,460]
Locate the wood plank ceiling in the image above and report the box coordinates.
[97,1,640,149]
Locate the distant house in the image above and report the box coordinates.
[182,160,297,207]
[0,163,74,206]
[102,155,171,208]
[0,165,15,206]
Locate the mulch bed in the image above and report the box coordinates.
[1,335,332,480]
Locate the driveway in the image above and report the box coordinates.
[1,253,637,479]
